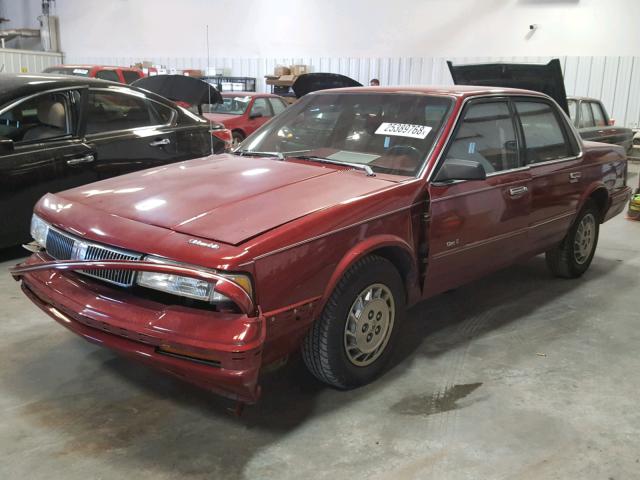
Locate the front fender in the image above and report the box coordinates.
[314,234,416,316]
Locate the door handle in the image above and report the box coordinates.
[149,138,171,147]
[569,172,582,183]
[509,186,528,197]
[66,154,95,166]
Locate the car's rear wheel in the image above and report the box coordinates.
[302,255,405,389]
[546,201,600,278]
[232,131,245,148]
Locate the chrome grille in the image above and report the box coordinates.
[45,228,142,287]
[46,229,74,260]
[82,245,141,287]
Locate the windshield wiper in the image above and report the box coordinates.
[293,155,376,177]
[233,150,284,159]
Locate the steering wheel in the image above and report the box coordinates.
[387,144,422,160]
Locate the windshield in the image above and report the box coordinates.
[238,92,453,177]
[568,100,577,125]
[43,67,90,77]
[203,96,251,115]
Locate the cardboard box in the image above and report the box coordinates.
[290,64,308,76]
[274,65,291,76]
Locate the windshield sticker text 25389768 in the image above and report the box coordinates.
[374,122,432,140]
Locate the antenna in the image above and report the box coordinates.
[206,24,214,156]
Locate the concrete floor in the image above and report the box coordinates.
[1,166,639,480]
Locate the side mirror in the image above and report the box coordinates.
[0,138,14,154]
[435,158,487,182]
[249,112,263,119]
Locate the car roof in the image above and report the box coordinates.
[311,85,550,99]
[567,96,600,102]
[0,73,163,107]
[220,91,279,98]
[46,64,138,71]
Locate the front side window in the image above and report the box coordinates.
[515,101,572,163]
[239,93,453,177]
[269,98,287,115]
[443,101,519,174]
[95,70,121,83]
[250,98,271,117]
[0,91,73,143]
[590,102,607,127]
[86,90,171,134]
[579,101,595,128]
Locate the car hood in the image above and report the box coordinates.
[202,112,241,125]
[57,154,394,245]
[292,73,362,98]
[132,75,223,105]
[447,59,569,114]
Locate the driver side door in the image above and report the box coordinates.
[424,98,532,297]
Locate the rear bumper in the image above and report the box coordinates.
[604,186,632,222]
[15,253,265,404]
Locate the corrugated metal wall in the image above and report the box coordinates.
[0,48,63,74]
[60,54,640,128]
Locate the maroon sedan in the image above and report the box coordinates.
[12,86,631,404]
[202,92,288,146]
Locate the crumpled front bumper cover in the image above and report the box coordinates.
[12,253,266,404]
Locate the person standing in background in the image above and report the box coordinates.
[370,78,380,86]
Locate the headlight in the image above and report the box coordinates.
[30,214,49,247]
[136,255,253,304]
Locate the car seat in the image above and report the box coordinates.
[22,99,66,141]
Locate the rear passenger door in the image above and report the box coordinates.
[83,87,179,178]
[425,98,531,296]
[514,99,583,251]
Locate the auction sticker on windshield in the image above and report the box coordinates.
[375,122,432,139]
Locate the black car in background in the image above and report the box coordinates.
[567,96,634,154]
[0,73,228,248]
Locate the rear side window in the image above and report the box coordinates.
[515,101,572,164]
[443,101,519,174]
[86,90,171,134]
[590,102,607,127]
[122,70,141,84]
[95,70,121,83]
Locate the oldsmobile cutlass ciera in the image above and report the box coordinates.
[12,86,631,404]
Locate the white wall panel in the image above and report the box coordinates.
[64,54,640,127]
[0,48,63,74]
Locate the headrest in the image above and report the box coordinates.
[37,99,66,129]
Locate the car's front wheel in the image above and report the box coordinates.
[302,255,405,389]
[546,201,600,278]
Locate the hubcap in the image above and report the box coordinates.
[343,283,395,367]
[574,213,596,265]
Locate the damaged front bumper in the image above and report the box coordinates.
[11,253,266,404]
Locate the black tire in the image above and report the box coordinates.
[545,201,600,278]
[232,131,245,148]
[302,255,405,389]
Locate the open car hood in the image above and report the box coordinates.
[292,73,362,98]
[132,74,223,106]
[447,59,569,114]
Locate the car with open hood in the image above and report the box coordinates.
[448,59,635,155]
[12,85,631,405]
[0,73,229,249]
